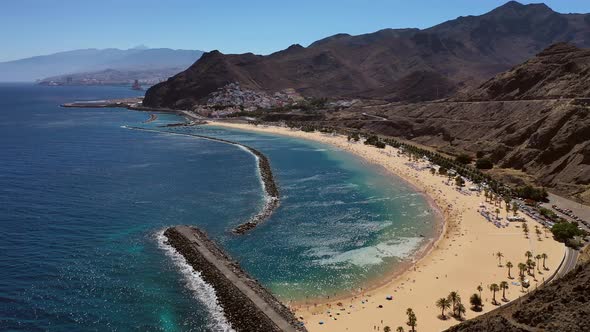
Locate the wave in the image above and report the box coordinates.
[311,237,424,268]
[156,230,235,332]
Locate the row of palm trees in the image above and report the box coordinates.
[283,121,552,204]
[496,251,548,280]
[435,291,467,320]
[518,251,549,280]
[380,307,417,332]
[488,281,510,305]
[382,308,418,332]
[483,190,521,219]
[523,223,546,241]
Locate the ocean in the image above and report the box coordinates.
[0,84,438,331]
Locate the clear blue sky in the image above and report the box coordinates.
[2,0,589,61]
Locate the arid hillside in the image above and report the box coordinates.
[324,43,590,202]
[461,42,590,100]
[144,1,590,108]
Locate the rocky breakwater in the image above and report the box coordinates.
[125,125,279,234]
[163,226,306,332]
[232,144,280,234]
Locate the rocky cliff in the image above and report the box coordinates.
[462,42,590,100]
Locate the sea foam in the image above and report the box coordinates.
[312,237,423,267]
[156,230,235,332]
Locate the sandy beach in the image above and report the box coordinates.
[208,121,565,332]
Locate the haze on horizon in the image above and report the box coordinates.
[2,0,590,62]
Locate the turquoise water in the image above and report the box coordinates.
[0,84,438,331]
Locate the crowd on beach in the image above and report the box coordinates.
[208,121,565,332]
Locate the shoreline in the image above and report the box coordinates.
[206,121,450,303]
[204,120,565,332]
[289,156,449,308]
[203,121,453,296]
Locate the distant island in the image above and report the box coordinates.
[0,46,203,83]
[38,68,185,88]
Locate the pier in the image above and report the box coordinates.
[163,226,306,332]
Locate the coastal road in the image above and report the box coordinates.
[553,247,579,281]
[542,193,590,232]
[361,112,389,121]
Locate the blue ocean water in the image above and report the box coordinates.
[0,84,438,331]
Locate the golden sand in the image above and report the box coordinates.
[208,121,565,332]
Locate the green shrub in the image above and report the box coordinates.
[514,185,548,202]
[475,158,493,169]
[456,154,472,164]
[551,222,585,242]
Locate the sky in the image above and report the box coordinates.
[1,0,590,62]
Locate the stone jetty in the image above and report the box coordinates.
[126,126,280,234]
[163,226,306,332]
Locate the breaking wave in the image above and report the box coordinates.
[156,230,235,332]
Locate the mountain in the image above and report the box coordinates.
[460,42,590,100]
[444,260,590,332]
[144,1,590,108]
[330,43,590,202]
[38,68,188,87]
[0,47,204,82]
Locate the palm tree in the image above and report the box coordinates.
[535,228,542,240]
[525,251,533,260]
[530,261,537,279]
[477,285,483,298]
[396,327,404,332]
[500,281,509,301]
[518,262,527,279]
[541,253,548,270]
[469,293,483,311]
[506,261,513,279]
[535,254,542,272]
[512,202,519,216]
[384,327,391,332]
[406,308,417,332]
[447,291,461,314]
[496,252,504,266]
[489,283,500,305]
[436,297,451,319]
[455,302,466,320]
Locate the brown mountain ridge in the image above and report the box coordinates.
[326,42,590,202]
[144,1,590,109]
